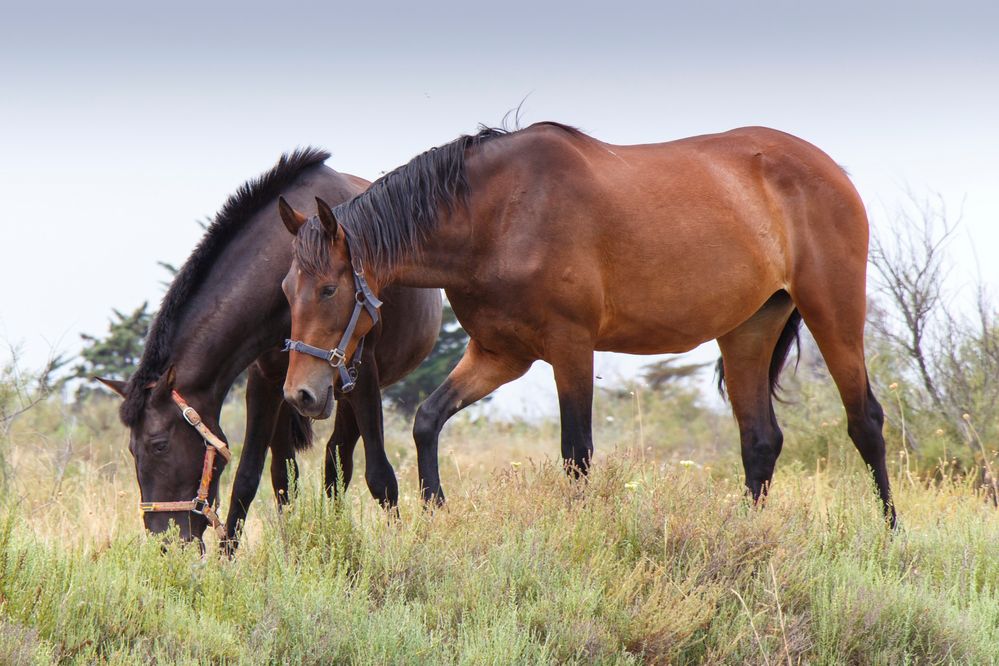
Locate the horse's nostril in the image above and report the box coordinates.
[297,388,316,407]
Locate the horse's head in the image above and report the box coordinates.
[96,369,223,545]
[278,196,382,419]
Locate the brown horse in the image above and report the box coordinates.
[98,149,441,546]
[279,123,895,525]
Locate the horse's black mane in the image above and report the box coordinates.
[294,122,583,277]
[120,147,329,427]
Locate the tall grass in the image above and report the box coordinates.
[1,379,997,663]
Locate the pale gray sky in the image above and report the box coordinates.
[1,0,997,413]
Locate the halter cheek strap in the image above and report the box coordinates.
[283,227,383,393]
[138,389,231,541]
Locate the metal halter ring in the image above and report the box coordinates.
[327,348,347,367]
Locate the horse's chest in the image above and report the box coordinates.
[445,285,549,355]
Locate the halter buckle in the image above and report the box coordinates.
[181,406,201,427]
[191,498,212,517]
[327,348,346,367]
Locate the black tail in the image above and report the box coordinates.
[716,309,802,401]
[288,407,314,451]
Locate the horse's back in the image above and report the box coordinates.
[470,124,870,355]
[528,124,868,273]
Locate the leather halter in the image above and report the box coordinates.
[282,225,383,393]
[139,389,231,541]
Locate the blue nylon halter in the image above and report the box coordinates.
[282,223,383,393]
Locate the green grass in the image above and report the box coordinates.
[1,453,998,663]
[1,385,998,663]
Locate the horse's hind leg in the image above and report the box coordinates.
[548,336,596,477]
[791,266,896,526]
[413,339,532,504]
[717,292,797,501]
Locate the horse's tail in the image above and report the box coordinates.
[768,309,803,400]
[716,308,802,401]
[288,407,314,451]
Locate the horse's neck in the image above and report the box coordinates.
[383,209,474,290]
[169,220,291,407]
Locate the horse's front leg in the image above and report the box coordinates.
[324,399,361,499]
[223,361,284,553]
[341,359,398,509]
[269,401,300,508]
[413,340,532,504]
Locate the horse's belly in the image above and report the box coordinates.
[595,279,782,355]
[594,331,705,355]
[595,318,727,355]
[590,208,789,354]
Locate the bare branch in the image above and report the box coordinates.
[869,193,959,416]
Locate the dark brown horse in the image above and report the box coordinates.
[279,123,895,525]
[98,149,441,546]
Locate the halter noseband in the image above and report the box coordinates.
[282,226,383,393]
[139,389,231,541]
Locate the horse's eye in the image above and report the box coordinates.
[150,438,169,454]
[320,285,337,300]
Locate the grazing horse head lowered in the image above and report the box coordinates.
[97,368,228,542]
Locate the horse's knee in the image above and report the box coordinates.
[413,403,442,448]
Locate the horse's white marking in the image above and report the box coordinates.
[605,148,629,166]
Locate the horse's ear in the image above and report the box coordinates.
[278,196,308,235]
[315,197,340,241]
[152,366,176,400]
[94,377,128,398]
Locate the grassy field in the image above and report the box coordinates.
[1,383,998,664]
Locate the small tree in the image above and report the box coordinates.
[869,193,957,416]
[384,302,469,415]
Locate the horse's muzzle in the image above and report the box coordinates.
[284,383,334,419]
